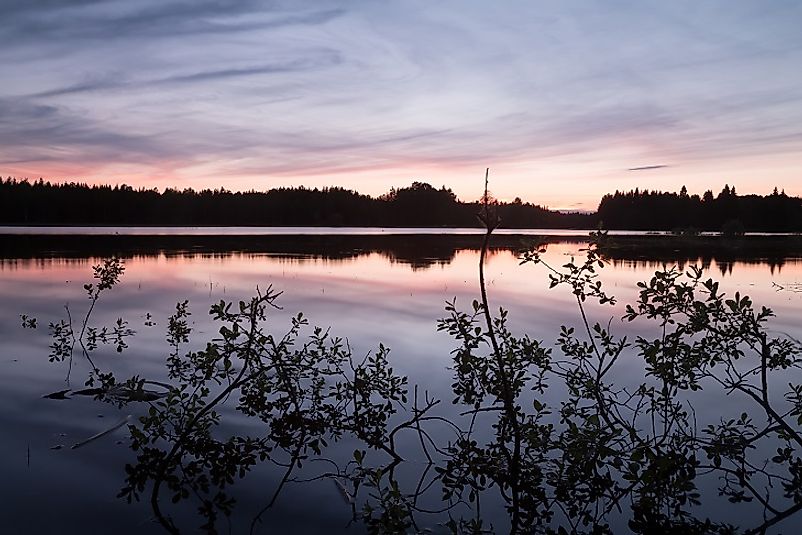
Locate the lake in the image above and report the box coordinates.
[2,228,802,534]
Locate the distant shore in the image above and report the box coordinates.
[4,179,801,232]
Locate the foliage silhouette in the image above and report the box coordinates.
[0,177,589,228]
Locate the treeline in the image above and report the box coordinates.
[0,178,591,228]
[598,185,802,232]
[3,177,800,231]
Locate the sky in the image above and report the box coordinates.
[1,1,801,211]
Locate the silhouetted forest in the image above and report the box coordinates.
[0,178,590,228]
[2,178,801,231]
[598,185,802,232]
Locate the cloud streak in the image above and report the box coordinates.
[628,165,669,172]
[31,54,343,98]
[0,2,345,42]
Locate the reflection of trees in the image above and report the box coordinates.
[5,234,802,276]
[598,236,802,276]
[0,233,546,272]
[607,257,801,277]
[0,234,491,271]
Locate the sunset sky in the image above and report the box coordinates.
[2,1,801,210]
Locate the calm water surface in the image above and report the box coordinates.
[2,232,802,533]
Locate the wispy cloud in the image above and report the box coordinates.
[0,96,183,165]
[628,165,669,172]
[0,2,344,42]
[31,54,342,98]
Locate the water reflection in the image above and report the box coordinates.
[3,233,802,275]
[2,235,802,533]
